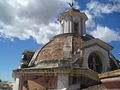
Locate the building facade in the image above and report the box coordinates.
[0,81,14,90]
[13,8,119,90]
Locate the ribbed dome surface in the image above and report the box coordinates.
[33,34,93,61]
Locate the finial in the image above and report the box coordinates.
[68,0,74,8]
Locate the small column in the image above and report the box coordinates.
[64,20,67,33]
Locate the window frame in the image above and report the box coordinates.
[88,53,102,73]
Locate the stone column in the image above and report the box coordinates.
[14,75,21,90]
[63,36,73,59]
[63,21,65,33]
[64,20,67,33]
[57,75,69,90]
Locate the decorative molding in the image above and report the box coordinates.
[13,68,99,81]
[58,9,88,22]
[81,38,113,51]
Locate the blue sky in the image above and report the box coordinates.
[0,0,120,82]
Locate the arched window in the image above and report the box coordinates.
[88,53,102,73]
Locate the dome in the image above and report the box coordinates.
[30,33,93,64]
[28,7,92,67]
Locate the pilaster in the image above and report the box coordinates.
[57,75,69,90]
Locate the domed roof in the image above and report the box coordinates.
[31,33,93,63]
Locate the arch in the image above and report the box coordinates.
[83,45,110,73]
[88,52,102,73]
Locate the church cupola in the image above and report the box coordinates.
[58,8,88,36]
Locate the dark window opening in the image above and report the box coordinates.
[110,59,118,70]
[23,80,29,89]
[80,84,88,89]
[88,53,102,73]
[74,22,79,34]
[69,76,80,85]
[72,76,77,84]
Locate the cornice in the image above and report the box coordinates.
[58,10,88,22]
[81,38,113,51]
[13,68,99,81]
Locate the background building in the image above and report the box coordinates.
[0,81,14,90]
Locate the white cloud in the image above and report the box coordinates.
[90,25,120,43]
[0,0,16,25]
[86,0,120,17]
[85,0,120,29]
[0,19,60,44]
[0,0,79,44]
[84,10,96,29]
[32,23,60,44]
[0,0,120,44]
[84,0,120,42]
